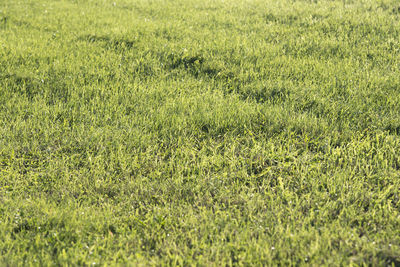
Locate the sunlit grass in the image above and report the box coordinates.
[1,0,400,265]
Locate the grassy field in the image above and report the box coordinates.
[1,0,400,265]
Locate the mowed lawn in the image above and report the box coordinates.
[1,0,400,265]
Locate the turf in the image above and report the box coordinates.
[1,0,400,265]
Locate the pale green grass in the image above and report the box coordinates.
[1,0,400,265]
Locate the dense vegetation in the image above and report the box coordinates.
[1,0,400,265]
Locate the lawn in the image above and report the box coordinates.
[1,0,400,265]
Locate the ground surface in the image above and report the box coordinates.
[1,0,400,265]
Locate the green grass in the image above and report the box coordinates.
[1,0,400,265]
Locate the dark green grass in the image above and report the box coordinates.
[1,0,400,265]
